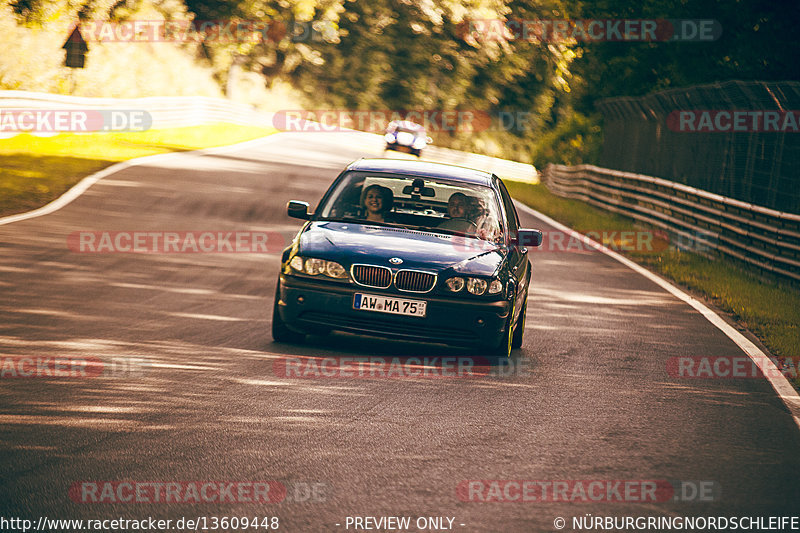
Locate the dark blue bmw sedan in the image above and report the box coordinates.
[272,158,542,357]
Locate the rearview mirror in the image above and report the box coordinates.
[402,179,436,197]
[287,200,311,220]
[517,228,543,248]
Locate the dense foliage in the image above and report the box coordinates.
[3,0,798,163]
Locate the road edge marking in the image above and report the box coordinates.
[516,201,800,431]
[0,133,286,227]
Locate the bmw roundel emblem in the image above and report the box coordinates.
[389,257,403,265]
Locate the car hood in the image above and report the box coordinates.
[298,221,505,276]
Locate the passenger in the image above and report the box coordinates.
[470,196,500,241]
[360,184,394,222]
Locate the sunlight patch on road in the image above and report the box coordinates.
[535,286,674,307]
[111,282,216,295]
[148,362,218,371]
[68,405,143,413]
[0,414,132,427]
[170,312,247,322]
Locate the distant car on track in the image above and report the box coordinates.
[272,158,542,357]
[384,120,432,157]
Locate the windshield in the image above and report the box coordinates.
[386,121,425,134]
[316,171,504,242]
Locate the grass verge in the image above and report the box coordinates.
[506,180,800,388]
[0,124,277,217]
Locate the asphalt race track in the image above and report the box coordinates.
[1,132,799,532]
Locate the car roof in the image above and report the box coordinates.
[346,158,495,186]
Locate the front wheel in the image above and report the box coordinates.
[271,284,305,343]
[511,297,527,349]
[492,314,514,358]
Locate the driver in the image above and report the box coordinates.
[438,192,476,233]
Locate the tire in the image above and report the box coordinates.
[271,284,305,343]
[511,297,527,349]
[492,314,514,358]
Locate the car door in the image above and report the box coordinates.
[495,178,529,322]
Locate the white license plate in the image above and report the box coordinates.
[353,293,427,317]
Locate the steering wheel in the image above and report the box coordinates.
[454,218,478,231]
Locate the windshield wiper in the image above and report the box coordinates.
[317,217,367,224]
[318,218,495,240]
[317,217,412,229]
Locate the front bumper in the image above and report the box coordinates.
[276,274,510,348]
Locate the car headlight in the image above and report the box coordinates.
[488,279,503,294]
[325,261,347,278]
[304,258,327,275]
[290,256,304,272]
[384,133,396,143]
[446,277,465,292]
[466,278,488,295]
[290,256,348,280]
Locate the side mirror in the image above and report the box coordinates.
[516,228,543,248]
[426,136,433,145]
[287,200,311,220]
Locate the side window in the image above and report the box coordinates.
[496,178,519,239]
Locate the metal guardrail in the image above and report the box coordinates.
[542,163,800,282]
[596,81,800,214]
